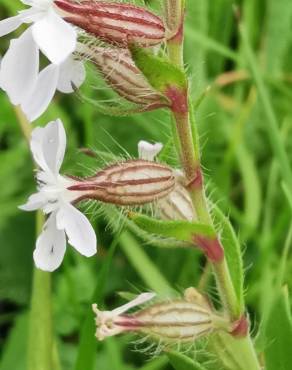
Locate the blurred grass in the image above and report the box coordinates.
[0,0,292,369]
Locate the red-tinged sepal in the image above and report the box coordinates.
[55,0,165,47]
[78,44,170,108]
[68,159,176,206]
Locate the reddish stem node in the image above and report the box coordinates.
[186,167,203,189]
[168,20,184,44]
[165,86,188,114]
[231,315,249,337]
[193,235,224,263]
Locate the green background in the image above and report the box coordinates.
[0,0,292,369]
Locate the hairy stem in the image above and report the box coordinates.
[166,6,261,370]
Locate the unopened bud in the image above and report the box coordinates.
[157,180,196,221]
[69,159,176,205]
[55,0,165,47]
[93,288,229,342]
[78,45,169,108]
[137,141,196,221]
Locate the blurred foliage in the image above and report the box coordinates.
[0,0,292,369]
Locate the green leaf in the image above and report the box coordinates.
[0,314,28,370]
[167,351,208,370]
[119,231,173,295]
[129,212,216,243]
[211,206,244,311]
[265,0,292,76]
[130,47,187,93]
[265,286,292,370]
[236,143,262,236]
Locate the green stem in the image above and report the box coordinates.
[14,108,54,370]
[167,41,184,67]
[166,9,261,370]
[27,213,53,370]
[14,106,32,143]
[214,333,261,370]
[213,260,241,319]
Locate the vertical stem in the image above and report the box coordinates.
[14,106,32,143]
[167,40,184,67]
[14,107,54,370]
[28,238,53,370]
[165,3,261,369]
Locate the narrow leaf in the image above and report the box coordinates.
[265,286,292,370]
[168,351,207,370]
[129,212,216,242]
[119,231,173,295]
[211,205,244,311]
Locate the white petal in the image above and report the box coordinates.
[21,63,59,122]
[19,192,47,211]
[19,8,45,24]
[0,29,39,105]
[34,212,66,271]
[32,9,76,64]
[138,141,163,161]
[57,58,86,93]
[21,0,35,5]
[112,293,156,316]
[56,203,97,257]
[0,15,23,37]
[30,118,66,174]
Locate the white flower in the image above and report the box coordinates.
[19,119,97,271]
[0,0,76,64]
[20,54,85,122]
[138,140,196,221]
[0,0,84,121]
[92,292,156,340]
[92,288,224,343]
[138,140,163,161]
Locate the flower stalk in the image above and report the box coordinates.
[165,3,261,369]
[14,109,54,370]
[28,254,53,370]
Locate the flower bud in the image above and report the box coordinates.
[54,0,165,47]
[157,179,196,221]
[78,45,169,108]
[93,288,229,343]
[68,159,176,206]
[137,141,196,221]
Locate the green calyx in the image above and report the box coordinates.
[130,47,187,94]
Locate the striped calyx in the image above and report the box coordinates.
[54,0,165,46]
[68,159,176,206]
[93,288,229,342]
[79,45,169,108]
